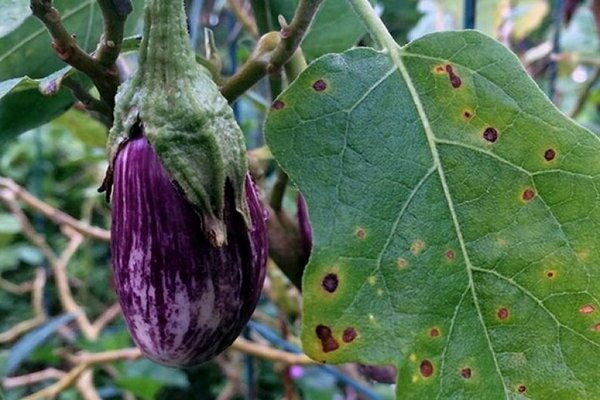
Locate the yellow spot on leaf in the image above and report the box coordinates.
[410,239,425,255]
[377,288,384,296]
[409,353,417,362]
[397,257,407,269]
[367,276,377,285]
[577,250,590,261]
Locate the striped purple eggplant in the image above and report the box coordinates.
[110,133,267,367]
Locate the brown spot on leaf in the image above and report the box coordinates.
[497,307,509,320]
[461,368,472,379]
[545,270,556,279]
[522,188,535,202]
[593,323,600,332]
[322,273,339,293]
[517,384,527,393]
[397,258,407,269]
[271,100,285,110]
[445,65,462,88]
[430,328,440,337]
[483,127,498,142]
[312,79,327,91]
[462,109,474,121]
[342,327,357,343]
[420,360,434,377]
[355,228,366,240]
[315,325,339,353]
[446,249,455,260]
[580,304,595,314]
[544,148,556,161]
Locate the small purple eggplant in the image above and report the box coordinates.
[110,133,267,367]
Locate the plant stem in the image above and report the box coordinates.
[30,0,132,108]
[270,169,289,211]
[347,0,397,51]
[221,0,323,102]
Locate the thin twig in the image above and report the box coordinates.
[75,369,101,400]
[228,0,258,36]
[21,364,88,400]
[95,0,133,67]
[570,67,600,119]
[62,78,113,125]
[3,368,66,388]
[0,268,47,343]
[221,0,323,101]
[29,0,131,107]
[0,177,110,242]
[0,189,58,264]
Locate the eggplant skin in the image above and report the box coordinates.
[111,134,267,367]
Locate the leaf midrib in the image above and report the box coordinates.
[387,45,512,398]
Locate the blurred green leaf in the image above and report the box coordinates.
[0,213,20,234]
[0,0,143,81]
[52,109,107,148]
[116,359,188,400]
[0,213,21,248]
[4,314,76,375]
[0,70,83,150]
[0,0,31,38]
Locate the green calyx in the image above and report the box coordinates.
[107,0,249,245]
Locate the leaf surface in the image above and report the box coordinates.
[0,1,143,145]
[266,30,600,399]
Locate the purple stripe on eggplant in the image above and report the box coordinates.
[111,133,267,367]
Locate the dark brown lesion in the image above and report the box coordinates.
[342,327,357,343]
[315,324,339,352]
[420,359,434,377]
[445,65,462,88]
[322,273,339,293]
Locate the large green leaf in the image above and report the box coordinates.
[0,69,84,149]
[266,29,600,398]
[0,0,143,144]
[0,0,32,38]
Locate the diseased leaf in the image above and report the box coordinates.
[266,30,600,398]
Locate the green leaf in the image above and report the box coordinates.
[0,0,142,80]
[266,30,600,398]
[0,74,77,149]
[116,359,188,400]
[0,0,32,38]
[0,0,144,145]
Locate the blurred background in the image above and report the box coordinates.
[0,0,598,399]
